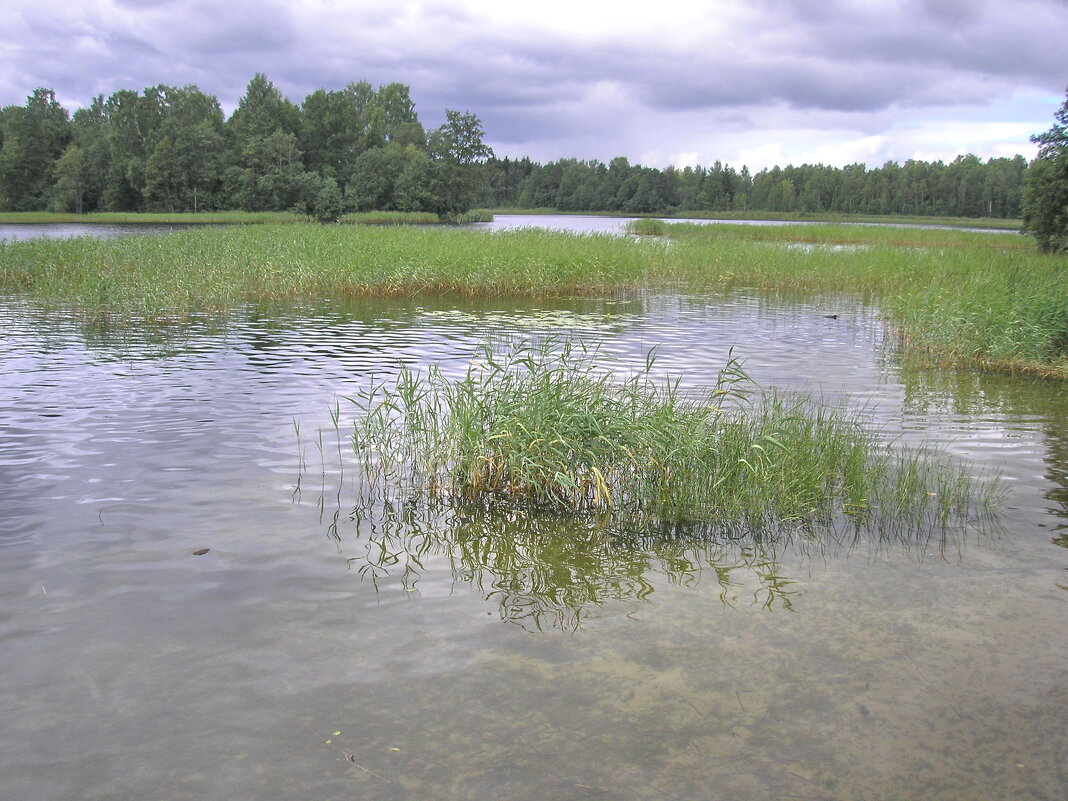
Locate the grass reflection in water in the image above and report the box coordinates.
[303,339,999,630]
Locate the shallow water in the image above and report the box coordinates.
[0,214,1009,243]
[473,213,1009,235]
[0,222,197,242]
[1,291,1065,800]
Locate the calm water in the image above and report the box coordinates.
[1,288,1065,801]
[0,214,1012,243]
[472,214,1011,235]
[0,222,197,242]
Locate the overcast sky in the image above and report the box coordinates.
[2,0,1066,170]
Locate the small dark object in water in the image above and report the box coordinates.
[192,548,210,556]
[824,314,839,319]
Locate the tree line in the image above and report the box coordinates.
[0,75,491,221]
[0,74,1047,226]
[481,153,1028,219]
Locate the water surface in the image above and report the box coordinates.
[1,292,1065,800]
[0,222,198,242]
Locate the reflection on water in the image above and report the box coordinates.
[0,221,200,242]
[313,491,989,631]
[1,291,1066,800]
[896,358,1068,538]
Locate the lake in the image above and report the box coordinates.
[1,277,1065,800]
[0,213,1013,244]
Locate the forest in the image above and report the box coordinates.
[0,74,1030,221]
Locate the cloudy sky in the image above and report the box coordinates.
[2,0,1066,170]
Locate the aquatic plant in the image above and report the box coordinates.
[626,218,668,236]
[339,210,494,225]
[1,221,1063,376]
[339,211,442,225]
[347,340,997,533]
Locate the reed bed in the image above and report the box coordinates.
[664,210,1022,230]
[347,340,997,532]
[1,221,1064,376]
[0,224,666,319]
[339,210,494,225]
[339,211,442,225]
[496,208,1022,230]
[627,218,669,236]
[656,223,1067,376]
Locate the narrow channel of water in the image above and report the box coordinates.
[1,290,1065,800]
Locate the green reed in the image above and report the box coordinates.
[2,220,1063,376]
[656,223,1067,377]
[340,211,440,225]
[347,340,997,532]
[339,210,494,225]
[627,218,669,236]
[0,224,663,319]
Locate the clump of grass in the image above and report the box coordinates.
[339,210,494,225]
[626,218,668,236]
[348,340,997,533]
[340,211,442,225]
[456,210,495,224]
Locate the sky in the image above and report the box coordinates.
[2,0,1067,171]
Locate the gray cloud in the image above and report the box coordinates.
[1,0,1065,166]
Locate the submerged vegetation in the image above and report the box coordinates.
[347,340,997,535]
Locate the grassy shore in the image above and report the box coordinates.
[1,221,1064,377]
[0,211,309,225]
[651,221,1066,378]
[487,207,1022,231]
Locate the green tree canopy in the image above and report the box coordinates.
[1023,87,1068,252]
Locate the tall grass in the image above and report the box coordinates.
[627,218,669,236]
[0,224,666,319]
[339,210,494,225]
[347,340,997,532]
[1,221,1064,376]
[658,223,1067,376]
[496,208,1022,230]
[339,211,441,225]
